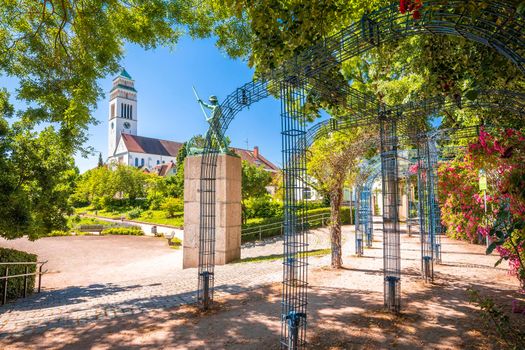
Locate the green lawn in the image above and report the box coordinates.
[135,210,183,227]
[75,206,183,227]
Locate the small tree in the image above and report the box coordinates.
[308,127,377,268]
[97,153,104,167]
[241,160,272,223]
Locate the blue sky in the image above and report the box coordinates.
[74,36,285,172]
[2,36,286,173]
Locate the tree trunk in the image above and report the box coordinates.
[330,187,343,269]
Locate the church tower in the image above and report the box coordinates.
[108,68,138,158]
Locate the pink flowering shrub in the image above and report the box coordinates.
[438,128,525,288]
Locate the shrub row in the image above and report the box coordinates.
[244,198,329,220]
[0,248,37,302]
[241,207,355,242]
[100,227,144,236]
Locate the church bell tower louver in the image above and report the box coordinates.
[108,68,138,158]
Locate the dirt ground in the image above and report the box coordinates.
[0,235,182,289]
[1,224,524,349]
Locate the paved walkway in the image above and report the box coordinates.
[0,227,337,338]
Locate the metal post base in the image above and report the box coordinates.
[366,230,373,247]
[366,233,373,247]
[434,243,441,265]
[356,238,363,256]
[384,276,400,313]
[422,256,433,282]
[285,311,306,350]
[199,271,213,309]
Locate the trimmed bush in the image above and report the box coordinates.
[47,230,72,237]
[0,248,37,302]
[127,207,143,219]
[101,227,144,236]
[170,237,182,249]
[244,196,283,219]
[161,197,184,218]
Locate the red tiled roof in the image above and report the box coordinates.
[152,161,176,176]
[121,134,183,157]
[232,147,280,172]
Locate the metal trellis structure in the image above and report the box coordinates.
[193,2,525,348]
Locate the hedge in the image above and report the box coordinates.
[0,248,37,302]
[241,207,355,242]
[100,227,144,236]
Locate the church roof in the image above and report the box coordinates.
[121,134,183,157]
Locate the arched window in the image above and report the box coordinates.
[157,160,160,165]
[121,103,124,117]
[134,158,138,167]
[141,158,144,166]
[130,105,133,119]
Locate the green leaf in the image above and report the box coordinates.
[464,88,479,101]
[494,257,505,267]
[486,241,498,255]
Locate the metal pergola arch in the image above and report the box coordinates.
[195,2,525,348]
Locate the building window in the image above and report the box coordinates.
[130,105,133,119]
[157,160,160,165]
[141,158,144,166]
[111,104,115,118]
[134,158,138,167]
[121,103,124,118]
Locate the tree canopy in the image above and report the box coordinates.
[0,0,195,238]
[190,0,525,129]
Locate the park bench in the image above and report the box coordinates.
[78,225,104,233]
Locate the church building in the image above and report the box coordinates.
[106,69,279,174]
[107,69,183,169]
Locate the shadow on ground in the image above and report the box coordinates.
[2,266,523,350]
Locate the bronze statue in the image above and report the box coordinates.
[192,87,227,153]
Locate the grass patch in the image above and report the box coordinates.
[136,210,183,227]
[235,248,331,264]
[74,206,183,227]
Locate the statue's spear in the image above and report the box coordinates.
[192,86,209,120]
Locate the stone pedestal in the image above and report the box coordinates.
[183,154,241,269]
